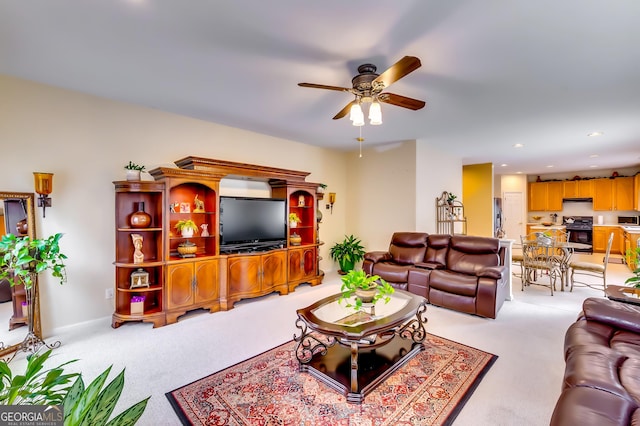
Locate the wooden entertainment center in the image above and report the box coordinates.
[112,156,324,328]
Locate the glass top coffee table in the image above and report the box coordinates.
[293,289,428,404]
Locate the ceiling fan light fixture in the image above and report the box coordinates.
[350,102,364,126]
[369,99,382,125]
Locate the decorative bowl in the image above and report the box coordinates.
[532,215,543,221]
[177,241,197,256]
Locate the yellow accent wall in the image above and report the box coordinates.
[463,163,494,237]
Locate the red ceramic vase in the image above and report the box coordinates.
[130,202,151,228]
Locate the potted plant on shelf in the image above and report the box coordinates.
[330,234,366,274]
[125,161,146,181]
[338,269,395,310]
[0,233,67,356]
[174,219,199,238]
[289,213,301,228]
[446,192,457,206]
[317,183,327,194]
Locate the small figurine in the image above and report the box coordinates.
[298,195,305,207]
[201,223,209,237]
[131,234,144,264]
[193,195,205,213]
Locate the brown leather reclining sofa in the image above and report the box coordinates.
[550,297,640,425]
[362,232,507,319]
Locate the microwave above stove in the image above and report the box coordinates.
[618,216,640,226]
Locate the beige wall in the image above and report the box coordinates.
[463,163,494,236]
[347,141,416,253]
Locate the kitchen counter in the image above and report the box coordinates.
[529,225,566,230]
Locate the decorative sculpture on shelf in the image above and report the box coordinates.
[200,223,209,237]
[131,234,144,264]
[193,194,205,213]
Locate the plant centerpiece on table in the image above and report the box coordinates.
[0,233,67,357]
[626,247,640,289]
[289,213,301,228]
[330,234,366,274]
[124,161,146,181]
[338,269,395,310]
[174,219,198,238]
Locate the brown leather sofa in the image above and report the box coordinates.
[550,298,640,425]
[362,232,507,319]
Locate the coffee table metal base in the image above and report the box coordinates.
[298,335,424,404]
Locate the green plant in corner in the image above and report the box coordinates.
[124,161,146,172]
[329,234,366,274]
[338,269,395,310]
[625,247,640,288]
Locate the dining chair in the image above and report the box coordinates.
[569,232,614,295]
[521,233,561,296]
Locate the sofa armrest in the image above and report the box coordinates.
[582,297,640,334]
[364,251,392,263]
[414,261,445,270]
[476,265,506,280]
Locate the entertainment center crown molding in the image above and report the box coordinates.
[112,156,324,328]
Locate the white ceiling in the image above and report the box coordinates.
[2,0,640,176]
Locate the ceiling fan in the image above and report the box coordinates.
[298,56,426,126]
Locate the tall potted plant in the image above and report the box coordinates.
[330,234,366,274]
[0,233,67,357]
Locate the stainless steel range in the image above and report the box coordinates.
[562,216,593,253]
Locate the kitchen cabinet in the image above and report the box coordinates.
[635,173,640,210]
[528,181,563,211]
[563,180,594,198]
[593,227,620,254]
[593,177,634,211]
[624,231,640,271]
[287,246,317,290]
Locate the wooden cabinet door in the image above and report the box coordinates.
[528,182,547,210]
[227,256,261,298]
[614,177,634,211]
[547,181,563,211]
[635,173,640,211]
[261,251,287,292]
[593,179,613,211]
[611,228,622,254]
[288,247,316,282]
[578,180,594,197]
[592,227,607,253]
[563,181,577,198]
[194,259,219,304]
[166,263,195,309]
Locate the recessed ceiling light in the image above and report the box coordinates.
[546,165,554,168]
[588,132,603,137]
[589,165,599,168]
[500,164,508,167]
[513,143,524,148]
[589,154,599,158]
[516,171,523,174]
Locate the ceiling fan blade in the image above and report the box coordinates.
[378,93,426,110]
[333,102,353,120]
[373,56,422,89]
[298,83,351,92]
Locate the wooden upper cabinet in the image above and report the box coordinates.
[593,178,614,211]
[614,176,634,211]
[593,177,633,211]
[635,173,640,210]
[564,180,594,198]
[528,181,562,211]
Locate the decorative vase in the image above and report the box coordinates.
[200,224,209,237]
[355,285,378,304]
[316,208,323,223]
[290,220,298,228]
[290,233,301,246]
[130,202,152,228]
[177,241,197,257]
[15,218,28,235]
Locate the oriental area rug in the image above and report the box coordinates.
[166,334,497,425]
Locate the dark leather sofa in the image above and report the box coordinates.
[550,297,640,425]
[362,232,508,319]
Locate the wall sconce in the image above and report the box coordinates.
[328,192,336,214]
[33,172,53,217]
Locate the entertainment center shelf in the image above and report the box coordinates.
[112,156,324,328]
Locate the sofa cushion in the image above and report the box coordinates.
[372,262,413,284]
[429,270,478,297]
[388,232,428,265]
[582,298,640,335]
[424,234,450,267]
[447,235,500,275]
[550,386,640,426]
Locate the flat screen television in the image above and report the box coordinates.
[219,196,287,247]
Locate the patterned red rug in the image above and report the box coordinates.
[166,333,497,425]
